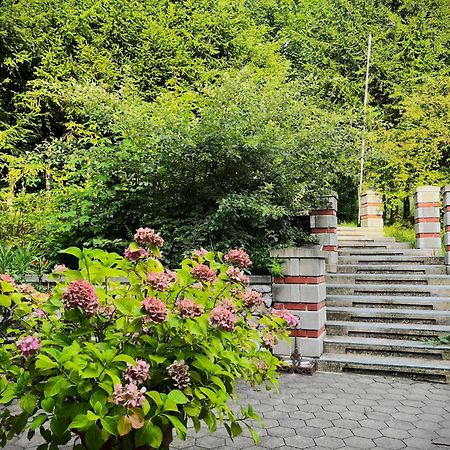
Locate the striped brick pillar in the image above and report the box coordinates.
[310,192,338,272]
[443,185,450,272]
[414,186,441,254]
[360,189,383,229]
[270,247,327,358]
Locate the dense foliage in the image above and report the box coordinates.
[0,231,291,449]
[1,0,448,265]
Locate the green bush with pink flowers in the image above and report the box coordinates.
[0,228,297,449]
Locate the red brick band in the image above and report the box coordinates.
[445,206,450,213]
[446,225,450,232]
[291,326,325,338]
[362,202,382,207]
[310,227,336,234]
[415,217,440,223]
[447,245,450,251]
[274,301,326,311]
[322,245,338,251]
[360,214,383,219]
[415,202,440,208]
[416,233,441,238]
[310,210,337,216]
[274,275,325,284]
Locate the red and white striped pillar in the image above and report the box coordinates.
[414,186,441,254]
[310,192,338,272]
[360,189,383,229]
[270,247,327,358]
[443,185,450,272]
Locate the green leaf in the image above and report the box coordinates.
[85,424,104,450]
[60,247,83,259]
[20,394,37,414]
[30,414,48,430]
[163,414,187,439]
[167,390,188,405]
[0,294,11,307]
[35,355,59,372]
[247,425,260,445]
[135,422,163,448]
[163,398,179,412]
[112,354,136,365]
[230,421,243,437]
[100,417,118,436]
[199,387,217,403]
[146,391,163,407]
[117,416,132,436]
[41,397,54,413]
[44,376,71,398]
[68,414,91,431]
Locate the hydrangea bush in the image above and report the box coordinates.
[0,228,297,449]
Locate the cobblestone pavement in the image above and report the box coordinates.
[4,372,450,449]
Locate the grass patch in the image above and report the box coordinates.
[384,223,415,248]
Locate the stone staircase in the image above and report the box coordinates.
[319,226,450,382]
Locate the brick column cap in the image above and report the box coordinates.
[414,185,441,193]
[442,185,450,195]
[270,246,327,260]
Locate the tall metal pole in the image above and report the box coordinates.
[358,33,372,225]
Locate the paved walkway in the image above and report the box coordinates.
[5,372,450,449]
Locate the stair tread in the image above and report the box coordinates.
[324,335,450,349]
[336,264,446,269]
[328,273,450,280]
[328,294,450,301]
[327,306,450,317]
[328,283,450,290]
[320,353,450,370]
[328,320,450,331]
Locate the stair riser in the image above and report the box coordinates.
[327,311,450,326]
[323,342,450,360]
[328,287,450,296]
[338,243,412,249]
[338,250,437,256]
[337,266,446,275]
[327,276,450,285]
[327,326,446,340]
[327,298,450,310]
[318,361,450,383]
[338,257,444,265]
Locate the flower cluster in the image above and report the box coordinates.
[16,336,41,357]
[263,332,275,349]
[63,280,100,317]
[243,290,264,308]
[134,227,164,248]
[113,383,146,408]
[18,284,37,295]
[52,264,68,274]
[272,308,299,328]
[33,308,46,319]
[209,301,237,332]
[224,249,252,268]
[191,264,217,283]
[147,271,177,291]
[226,266,249,285]
[142,296,168,323]
[124,360,150,385]
[168,360,191,390]
[177,299,204,319]
[191,248,208,259]
[124,246,148,262]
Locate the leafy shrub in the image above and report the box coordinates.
[0,229,294,449]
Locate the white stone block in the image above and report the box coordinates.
[414,207,440,219]
[298,308,326,330]
[361,205,383,216]
[299,283,326,303]
[361,218,383,229]
[317,233,338,247]
[274,334,325,358]
[272,283,326,303]
[416,237,442,249]
[414,187,440,203]
[414,222,441,234]
[310,214,338,229]
[445,212,450,226]
[279,257,325,277]
[445,234,450,246]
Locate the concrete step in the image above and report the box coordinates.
[327,306,450,325]
[327,283,450,296]
[319,353,450,383]
[336,264,447,274]
[327,273,450,285]
[324,336,450,360]
[338,255,445,265]
[327,294,450,310]
[338,241,411,249]
[336,235,396,242]
[338,248,437,256]
[326,320,450,340]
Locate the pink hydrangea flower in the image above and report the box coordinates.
[224,249,252,268]
[113,383,146,408]
[147,271,177,291]
[191,248,208,258]
[209,304,237,332]
[263,332,275,349]
[272,308,299,328]
[226,266,249,285]
[177,299,205,319]
[0,274,16,286]
[124,360,150,385]
[124,245,148,262]
[219,298,236,313]
[191,264,217,283]
[243,290,264,308]
[191,282,203,290]
[18,284,37,295]
[33,308,46,318]
[52,264,68,274]
[16,336,41,357]
[142,296,168,323]
[134,228,164,248]
[63,280,100,317]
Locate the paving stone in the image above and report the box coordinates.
[294,427,324,439]
[323,426,353,439]
[380,427,411,439]
[258,435,285,448]
[332,418,361,429]
[284,435,315,448]
[353,427,382,439]
[344,435,374,449]
[267,426,296,438]
[314,435,345,449]
[373,436,406,449]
